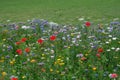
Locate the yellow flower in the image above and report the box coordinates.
[10,60,15,65]
[68,46,70,48]
[42,54,45,56]
[50,68,53,72]
[92,67,97,71]
[0,60,4,63]
[59,62,65,66]
[2,72,7,76]
[30,59,36,63]
[22,76,26,79]
[56,70,59,73]
[3,39,6,41]
[1,57,4,59]
[118,41,120,44]
[85,54,88,56]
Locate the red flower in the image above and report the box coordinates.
[97,48,103,53]
[37,38,44,44]
[96,53,101,58]
[16,49,22,55]
[11,77,18,80]
[85,21,91,27]
[21,38,27,42]
[15,41,21,45]
[25,48,30,53]
[50,35,56,41]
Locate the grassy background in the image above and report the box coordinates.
[0,0,120,24]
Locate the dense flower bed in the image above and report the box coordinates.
[0,19,120,80]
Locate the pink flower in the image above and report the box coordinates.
[109,73,118,78]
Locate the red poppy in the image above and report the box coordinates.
[97,48,103,53]
[37,38,44,44]
[85,21,91,27]
[50,35,56,41]
[15,41,21,45]
[11,77,18,80]
[16,49,22,55]
[21,38,27,42]
[25,48,30,53]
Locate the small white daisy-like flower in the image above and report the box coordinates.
[115,48,120,51]
[111,47,115,50]
[51,50,54,54]
[107,49,111,52]
[15,55,18,57]
[78,18,84,21]
[105,41,109,44]
[108,35,112,38]
[62,37,66,40]
[112,37,117,40]
[76,35,81,38]
[21,26,30,29]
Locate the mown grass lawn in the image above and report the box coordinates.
[0,0,120,24]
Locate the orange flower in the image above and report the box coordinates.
[25,48,30,53]
[97,48,103,53]
[81,57,87,61]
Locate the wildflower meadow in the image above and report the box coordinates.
[0,18,120,80]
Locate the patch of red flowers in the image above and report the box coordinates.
[21,38,27,42]
[37,38,44,44]
[16,49,22,55]
[97,48,104,53]
[25,47,30,53]
[50,35,56,41]
[85,21,91,27]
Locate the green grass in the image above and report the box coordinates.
[0,0,120,24]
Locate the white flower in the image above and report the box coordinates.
[72,40,76,43]
[62,37,66,40]
[105,41,110,44]
[21,26,30,29]
[116,48,120,51]
[15,55,18,57]
[111,47,115,50]
[51,50,54,54]
[76,35,81,38]
[107,49,111,52]
[78,18,84,21]
[108,35,112,38]
[112,37,117,40]
[49,22,58,27]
